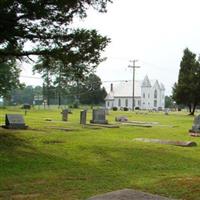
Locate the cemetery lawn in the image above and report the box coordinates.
[1,108,200,200]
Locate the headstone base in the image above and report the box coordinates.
[90,120,108,124]
[2,125,28,129]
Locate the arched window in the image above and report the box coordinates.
[118,99,121,107]
[154,90,157,98]
[125,99,128,107]
[143,93,145,98]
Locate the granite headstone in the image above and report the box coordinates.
[189,115,200,133]
[90,109,108,124]
[61,109,68,121]
[2,114,28,129]
[80,110,87,125]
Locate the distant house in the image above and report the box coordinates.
[105,75,165,110]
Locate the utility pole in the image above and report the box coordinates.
[128,60,140,111]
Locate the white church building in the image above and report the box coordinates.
[105,75,165,110]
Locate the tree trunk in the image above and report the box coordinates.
[190,103,197,115]
[188,104,192,114]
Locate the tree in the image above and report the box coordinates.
[172,48,200,115]
[0,0,111,70]
[77,73,107,105]
[0,59,23,98]
[165,96,174,108]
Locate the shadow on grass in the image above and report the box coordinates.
[0,129,33,153]
[1,134,200,199]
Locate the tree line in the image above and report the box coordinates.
[5,73,107,107]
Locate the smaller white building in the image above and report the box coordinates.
[105,75,165,110]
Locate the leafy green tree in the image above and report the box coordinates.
[165,96,174,108]
[0,0,111,73]
[172,48,200,115]
[77,73,107,105]
[0,59,22,98]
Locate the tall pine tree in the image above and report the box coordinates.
[172,48,200,115]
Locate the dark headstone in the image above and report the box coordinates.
[61,109,68,121]
[2,114,28,129]
[90,109,108,124]
[80,110,87,125]
[22,104,31,109]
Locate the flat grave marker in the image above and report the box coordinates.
[133,138,197,147]
[87,189,176,200]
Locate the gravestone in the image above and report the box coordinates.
[80,110,87,125]
[90,109,108,124]
[2,114,28,129]
[115,116,128,122]
[164,108,169,115]
[61,109,68,121]
[134,138,197,147]
[189,115,200,133]
[87,189,176,200]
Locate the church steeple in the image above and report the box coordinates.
[141,75,151,87]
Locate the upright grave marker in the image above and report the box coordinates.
[189,115,200,136]
[2,114,28,129]
[90,109,108,124]
[61,109,68,121]
[80,110,87,125]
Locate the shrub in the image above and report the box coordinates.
[123,107,129,111]
[73,101,79,108]
[112,107,118,111]
[135,107,140,110]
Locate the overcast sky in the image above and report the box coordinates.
[21,0,200,95]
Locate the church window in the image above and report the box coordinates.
[143,93,145,98]
[154,100,157,107]
[148,93,150,98]
[154,90,157,98]
[138,100,141,106]
[125,99,128,107]
[118,99,121,107]
[107,101,110,107]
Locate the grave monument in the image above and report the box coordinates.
[80,110,87,125]
[61,109,68,121]
[2,114,28,129]
[189,115,200,136]
[90,109,108,124]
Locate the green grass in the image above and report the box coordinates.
[0,108,200,199]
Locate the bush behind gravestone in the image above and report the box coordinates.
[22,104,31,109]
[123,107,129,111]
[112,107,118,111]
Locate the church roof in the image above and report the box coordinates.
[105,92,114,100]
[141,75,151,87]
[107,80,141,98]
[160,83,165,90]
